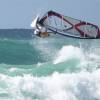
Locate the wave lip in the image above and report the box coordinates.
[53,45,84,64]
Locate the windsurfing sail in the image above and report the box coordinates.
[33,10,100,39]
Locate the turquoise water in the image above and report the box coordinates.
[0,29,100,100]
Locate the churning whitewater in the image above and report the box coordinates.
[0,29,100,100]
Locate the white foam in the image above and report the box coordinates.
[0,69,100,100]
[9,68,17,72]
[53,45,84,64]
[37,62,43,67]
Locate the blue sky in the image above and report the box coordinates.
[0,0,100,28]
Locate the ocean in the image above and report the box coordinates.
[0,29,100,100]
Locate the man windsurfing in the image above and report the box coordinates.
[36,24,49,37]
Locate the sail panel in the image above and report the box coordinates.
[38,11,100,38]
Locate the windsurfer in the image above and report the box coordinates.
[37,31,49,37]
[36,24,49,37]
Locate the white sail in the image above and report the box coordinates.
[30,15,39,28]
